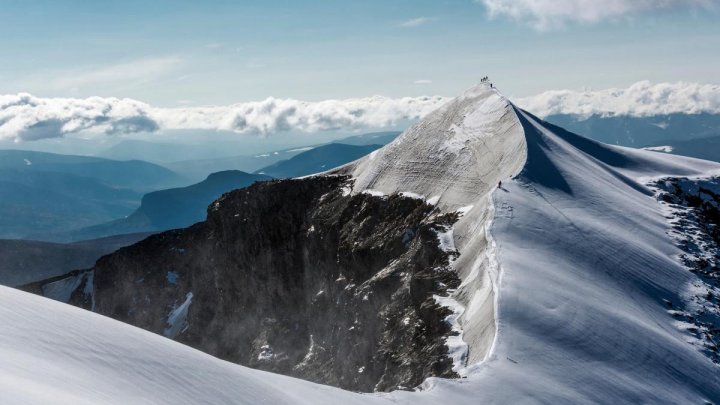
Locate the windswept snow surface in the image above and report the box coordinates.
[475,109,720,403]
[4,84,720,403]
[351,84,526,211]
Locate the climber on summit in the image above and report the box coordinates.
[498,180,502,189]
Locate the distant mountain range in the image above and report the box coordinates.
[255,143,383,178]
[545,113,720,147]
[0,141,383,283]
[0,149,185,191]
[333,131,400,146]
[97,139,270,163]
[165,132,401,183]
[640,135,720,163]
[1,134,395,242]
[0,170,141,239]
[0,233,149,287]
[0,150,186,239]
[86,142,387,239]
[52,170,270,242]
[165,147,310,183]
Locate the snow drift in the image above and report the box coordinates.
[3,83,720,404]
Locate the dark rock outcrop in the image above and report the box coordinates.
[28,176,462,392]
[653,177,720,362]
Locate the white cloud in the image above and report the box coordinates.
[0,94,158,141]
[477,0,716,30]
[0,93,450,141]
[399,17,433,27]
[515,81,720,118]
[6,81,718,142]
[413,80,433,85]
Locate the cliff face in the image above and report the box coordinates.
[39,175,461,392]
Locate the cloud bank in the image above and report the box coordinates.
[515,81,720,118]
[0,93,449,142]
[478,0,715,29]
[3,81,719,141]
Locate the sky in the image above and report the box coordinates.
[0,0,719,144]
[1,0,719,105]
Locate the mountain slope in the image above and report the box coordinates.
[12,84,720,403]
[335,131,401,146]
[166,133,400,183]
[0,170,142,239]
[471,109,720,403]
[0,150,187,239]
[0,233,149,287]
[256,143,382,178]
[346,84,720,402]
[132,170,271,230]
[641,134,720,163]
[99,139,214,162]
[165,150,304,183]
[58,170,270,242]
[0,149,185,192]
[545,112,720,147]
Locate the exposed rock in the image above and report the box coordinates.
[652,177,720,362]
[27,175,462,392]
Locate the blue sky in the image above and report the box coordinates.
[0,0,718,106]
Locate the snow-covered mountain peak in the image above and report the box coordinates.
[349,83,525,210]
[342,83,720,402]
[460,82,496,98]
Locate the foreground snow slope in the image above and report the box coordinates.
[3,84,720,404]
[0,285,390,405]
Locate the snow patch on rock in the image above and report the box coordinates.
[164,292,193,339]
[433,293,468,376]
